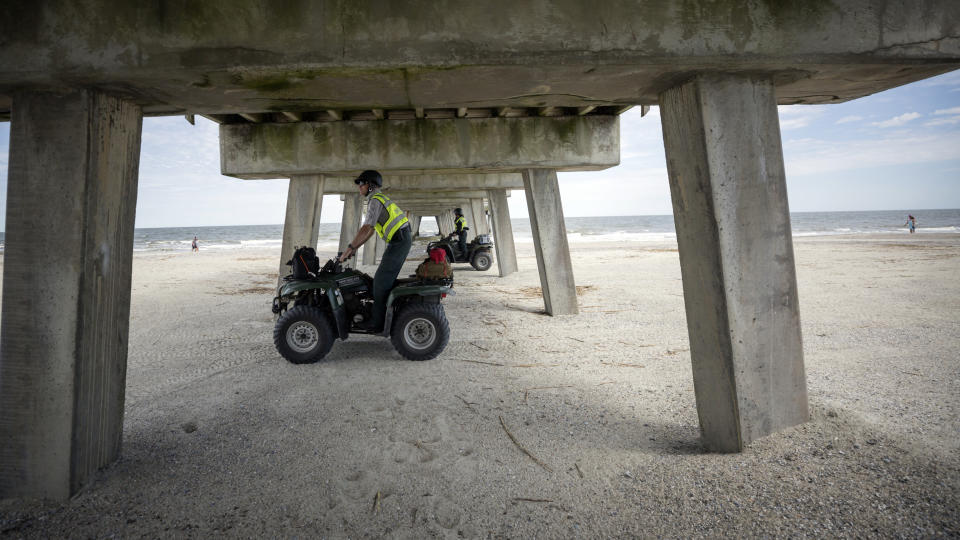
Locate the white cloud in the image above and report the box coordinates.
[934,106,960,115]
[835,115,863,124]
[780,117,812,130]
[924,116,960,126]
[919,71,960,87]
[776,105,828,130]
[871,112,920,128]
[784,132,960,176]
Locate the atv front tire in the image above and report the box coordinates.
[274,306,335,364]
[391,303,450,361]
[471,251,493,271]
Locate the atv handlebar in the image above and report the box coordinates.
[322,256,345,274]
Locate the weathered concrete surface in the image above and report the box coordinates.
[0,89,142,499]
[278,175,324,280]
[462,201,479,242]
[317,174,524,193]
[488,189,519,277]
[659,73,809,452]
[220,116,619,178]
[1,1,958,117]
[523,169,578,316]
[470,199,490,236]
[438,213,455,237]
[390,190,494,203]
[338,192,361,268]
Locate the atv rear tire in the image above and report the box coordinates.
[391,303,450,361]
[274,305,335,364]
[471,251,492,271]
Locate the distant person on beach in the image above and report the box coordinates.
[192,236,199,252]
[904,215,917,234]
[338,170,412,332]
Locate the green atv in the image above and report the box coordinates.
[271,256,454,363]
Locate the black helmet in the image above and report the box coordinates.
[454,207,463,215]
[354,170,382,187]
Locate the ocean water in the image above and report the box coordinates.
[0,209,956,253]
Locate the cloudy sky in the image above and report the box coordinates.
[1,70,958,229]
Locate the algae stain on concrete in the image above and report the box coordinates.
[260,125,296,165]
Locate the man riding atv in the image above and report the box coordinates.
[338,170,412,333]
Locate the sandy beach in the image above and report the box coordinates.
[1,234,958,538]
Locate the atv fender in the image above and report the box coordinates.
[381,284,455,337]
[327,288,350,340]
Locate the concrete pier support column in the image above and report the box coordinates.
[279,175,324,279]
[521,169,577,315]
[658,73,808,452]
[0,89,142,500]
[438,213,454,237]
[409,215,421,238]
[464,201,479,241]
[338,192,362,268]
[471,198,489,235]
[488,189,518,277]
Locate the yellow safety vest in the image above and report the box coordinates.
[371,193,409,242]
[455,215,466,231]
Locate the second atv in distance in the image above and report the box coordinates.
[427,232,494,271]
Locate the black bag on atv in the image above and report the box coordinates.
[287,246,320,279]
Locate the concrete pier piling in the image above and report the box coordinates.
[338,192,362,268]
[488,188,518,277]
[659,74,809,452]
[0,89,142,499]
[522,169,578,316]
[278,175,324,280]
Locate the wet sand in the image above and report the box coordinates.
[1,234,958,537]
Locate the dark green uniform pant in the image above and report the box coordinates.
[372,226,412,330]
[457,231,467,258]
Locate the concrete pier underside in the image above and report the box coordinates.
[2,1,958,117]
[1,0,959,500]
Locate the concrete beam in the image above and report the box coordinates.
[388,190,495,201]
[322,174,523,193]
[390,198,484,208]
[278,175,324,280]
[220,116,619,178]
[659,73,809,452]
[488,189,518,277]
[523,169,578,316]
[0,89,142,500]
